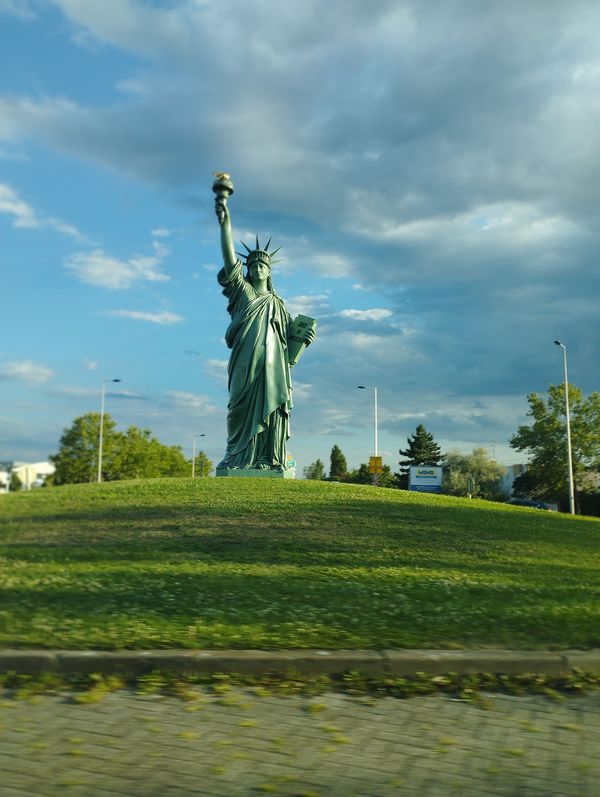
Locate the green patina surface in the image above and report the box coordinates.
[212,174,315,477]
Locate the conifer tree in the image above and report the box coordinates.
[329,445,348,480]
[303,459,325,480]
[396,424,442,487]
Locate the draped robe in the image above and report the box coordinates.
[217,261,293,470]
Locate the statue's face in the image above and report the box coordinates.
[248,261,270,285]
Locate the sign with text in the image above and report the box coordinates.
[409,465,443,493]
[369,456,383,474]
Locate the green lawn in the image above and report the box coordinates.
[1,478,599,650]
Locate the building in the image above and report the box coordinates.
[0,461,55,492]
[500,463,527,496]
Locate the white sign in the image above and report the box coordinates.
[409,465,443,493]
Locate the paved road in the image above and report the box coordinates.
[1,688,599,796]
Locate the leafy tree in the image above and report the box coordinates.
[113,426,160,480]
[114,426,189,479]
[396,424,442,488]
[343,463,371,485]
[511,469,537,498]
[192,451,213,477]
[378,464,396,488]
[510,383,600,507]
[51,413,120,485]
[9,472,22,492]
[303,458,325,480]
[156,443,189,478]
[329,444,348,480]
[443,447,507,500]
[342,462,395,487]
[51,412,190,484]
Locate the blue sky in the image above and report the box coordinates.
[2,0,599,475]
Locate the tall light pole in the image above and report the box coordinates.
[357,385,378,456]
[192,434,206,478]
[98,378,121,483]
[358,385,379,486]
[554,340,575,514]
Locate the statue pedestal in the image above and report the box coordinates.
[216,468,296,479]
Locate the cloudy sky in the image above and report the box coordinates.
[2,0,599,475]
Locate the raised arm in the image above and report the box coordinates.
[215,202,237,275]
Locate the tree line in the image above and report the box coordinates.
[304,382,600,512]
[37,381,600,512]
[47,412,212,486]
[304,428,506,498]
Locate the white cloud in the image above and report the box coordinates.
[83,358,98,370]
[65,244,170,289]
[284,293,330,318]
[106,309,183,325]
[202,358,228,389]
[0,0,36,20]
[0,360,54,385]
[339,308,393,322]
[151,227,170,237]
[52,385,98,398]
[0,183,84,239]
[366,202,575,252]
[166,390,218,414]
[53,0,203,57]
[291,381,313,401]
[305,253,353,279]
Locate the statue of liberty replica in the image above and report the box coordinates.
[213,174,316,477]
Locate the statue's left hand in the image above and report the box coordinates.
[304,327,316,346]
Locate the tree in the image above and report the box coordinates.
[509,383,600,506]
[113,426,189,479]
[50,412,190,484]
[378,464,396,488]
[396,424,442,488]
[342,462,395,487]
[343,463,371,485]
[51,413,120,485]
[192,451,213,477]
[329,445,348,480]
[443,447,507,500]
[9,472,22,492]
[303,458,325,480]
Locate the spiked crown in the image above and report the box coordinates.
[236,236,283,271]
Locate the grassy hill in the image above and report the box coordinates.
[1,478,599,651]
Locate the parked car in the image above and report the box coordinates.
[504,498,554,511]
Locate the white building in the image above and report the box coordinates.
[0,461,55,492]
[0,465,9,493]
[500,463,527,496]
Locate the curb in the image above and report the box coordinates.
[1,649,600,677]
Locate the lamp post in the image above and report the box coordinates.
[358,385,379,485]
[357,386,378,456]
[98,378,121,483]
[554,341,575,514]
[192,434,206,478]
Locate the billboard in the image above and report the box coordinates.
[409,465,443,493]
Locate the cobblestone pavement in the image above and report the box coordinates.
[1,689,600,796]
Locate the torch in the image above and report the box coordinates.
[212,172,234,209]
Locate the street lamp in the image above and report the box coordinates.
[98,378,121,483]
[192,434,206,478]
[554,341,575,514]
[357,386,378,456]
